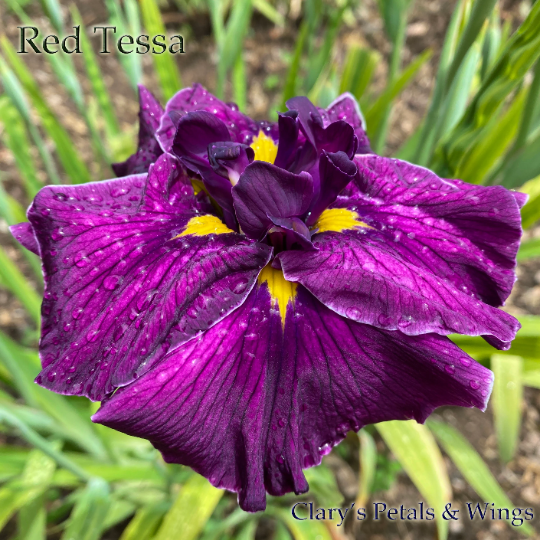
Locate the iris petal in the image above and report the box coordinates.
[22,154,271,401]
[94,286,492,512]
[112,85,164,177]
[279,231,519,343]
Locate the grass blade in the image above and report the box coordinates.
[119,502,169,540]
[0,56,62,185]
[428,419,534,536]
[61,478,111,540]
[492,355,523,463]
[1,38,92,184]
[376,419,451,540]
[140,0,182,100]
[155,474,223,540]
[356,429,377,508]
[0,246,41,327]
[71,5,121,139]
[281,21,308,109]
[364,49,432,142]
[0,97,43,198]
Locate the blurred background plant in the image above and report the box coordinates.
[0,0,540,538]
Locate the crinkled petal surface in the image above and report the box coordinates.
[94,285,492,512]
[157,83,277,152]
[279,232,519,342]
[112,85,164,176]
[343,155,524,308]
[24,154,271,401]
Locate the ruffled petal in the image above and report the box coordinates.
[94,285,492,512]
[10,222,39,255]
[112,85,164,176]
[320,93,371,154]
[26,154,271,401]
[345,155,524,307]
[279,232,519,343]
[232,162,314,241]
[157,83,276,152]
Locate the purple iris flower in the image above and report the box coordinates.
[11,84,525,512]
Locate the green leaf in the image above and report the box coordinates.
[252,0,284,26]
[0,449,56,531]
[104,0,143,90]
[523,359,540,389]
[356,429,377,508]
[437,44,480,140]
[1,38,92,184]
[16,496,46,540]
[455,86,527,184]
[520,175,540,229]
[438,1,540,178]
[500,131,540,189]
[364,50,432,142]
[0,331,109,459]
[266,507,332,540]
[280,21,309,109]
[0,406,92,482]
[428,419,534,536]
[0,97,43,198]
[517,237,540,262]
[232,53,247,112]
[492,354,523,463]
[339,45,380,102]
[120,501,169,540]
[155,474,223,540]
[445,0,498,90]
[216,0,253,98]
[0,56,61,185]
[0,246,41,327]
[61,478,111,540]
[376,419,451,540]
[139,0,182,100]
[71,5,121,140]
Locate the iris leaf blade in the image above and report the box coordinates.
[491,355,523,463]
[60,478,111,540]
[155,473,223,540]
[140,0,182,100]
[428,419,534,536]
[376,419,451,540]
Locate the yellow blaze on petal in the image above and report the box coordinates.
[250,130,278,164]
[177,215,233,237]
[258,265,297,326]
[312,208,373,234]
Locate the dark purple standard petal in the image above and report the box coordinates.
[112,85,164,176]
[22,154,271,401]
[347,155,524,308]
[319,93,371,154]
[94,284,492,512]
[232,162,314,241]
[171,111,238,229]
[305,151,357,227]
[208,142,254,186]
[9,222,39,255]
[157,83,276,152]
[279,232,519,343]
[286,96,357,158]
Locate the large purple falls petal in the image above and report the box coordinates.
[94,285,492,512]
[24,154,271,401]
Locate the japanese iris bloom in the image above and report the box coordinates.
[11,84,525,512]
